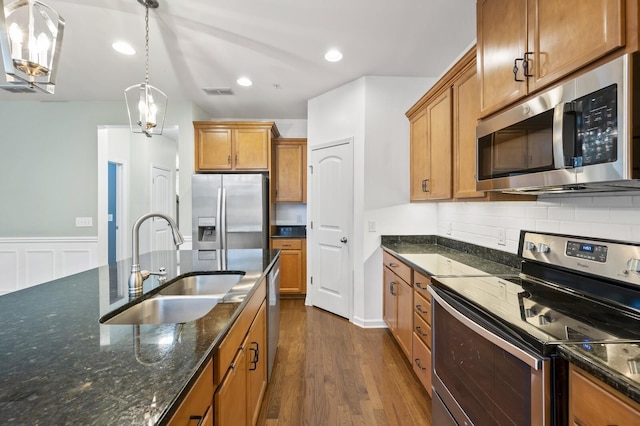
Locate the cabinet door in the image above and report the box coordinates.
[274,142,306,203]
[395,279,413,360]
[410,108,429,201]
[246,302,267,426]
[197,128,233,170]
[382,267,397,331]
[477,0,528,116]
[215,341,248,426]
[426,88,452,200]
[453,62,485,199]
[569,365,640,425]
[527,0,624,92]
[278,248,303,294]
[234,128,269,170]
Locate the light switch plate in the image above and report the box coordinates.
[368,220,376,232]
[75,217,93,227]
[498,228,506,246]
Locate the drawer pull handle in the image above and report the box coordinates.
[282,244,291,247]
[414,358,427,371]
[389,282,396,296]
[415,282,428,290]
[416,305,427,314]
[389,262,399,268]
[249,342,259,371]
[415,326,428,337]
[189,415,205,426]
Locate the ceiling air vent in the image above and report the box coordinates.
[0,84,38,93]
[202,87,234,96]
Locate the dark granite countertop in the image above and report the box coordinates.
[0,249,279,425]
[381,235,521,276]
[271,225,306,239]
[559,344,640,404]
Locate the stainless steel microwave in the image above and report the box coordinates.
[476,53,640,194]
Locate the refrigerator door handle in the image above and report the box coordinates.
[216,187,223,248]
[221,187,227,249]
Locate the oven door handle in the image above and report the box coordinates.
[429,287,543,370]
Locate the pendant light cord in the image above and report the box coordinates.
[144,3,150,86]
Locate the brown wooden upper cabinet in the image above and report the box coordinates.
[194,121,280,172]
[273,138,307,203]
[477,0,627,117]
[409,88,453,201]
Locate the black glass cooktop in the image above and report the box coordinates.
[431,274,640,353]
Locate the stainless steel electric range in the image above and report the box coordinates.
[429,230,640,425]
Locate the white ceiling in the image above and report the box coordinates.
[0,0,477,119]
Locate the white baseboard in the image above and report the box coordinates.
[351,315,388,329]
[0,237,99,295]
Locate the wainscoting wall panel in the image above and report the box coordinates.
[0,238,98,295]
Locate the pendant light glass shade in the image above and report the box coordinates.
[0,0,65,94]
[125,82,167,137]
[125,0,166,138]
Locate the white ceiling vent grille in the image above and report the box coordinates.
[0,84,38,93]
[203,87,235,96]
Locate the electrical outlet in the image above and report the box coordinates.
[75,217,93,227]
[368,220,376,232]
[498,228,506,246]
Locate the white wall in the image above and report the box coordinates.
[307,76,438,327]
[438,193,640,252]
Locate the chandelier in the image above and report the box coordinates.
[0,0,65,94]
[124,0,167,138]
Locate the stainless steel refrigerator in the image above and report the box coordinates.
[192,173,269,250]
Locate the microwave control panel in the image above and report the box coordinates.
[574,84,617,166]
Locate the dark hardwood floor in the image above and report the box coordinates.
[257,299,432,425]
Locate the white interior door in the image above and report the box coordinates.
[309,139,353,319]
[151,166,173,251]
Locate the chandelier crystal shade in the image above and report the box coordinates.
[125,0,167,138]
[0,0,65,94]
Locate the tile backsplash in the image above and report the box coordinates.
[438,193,640,253]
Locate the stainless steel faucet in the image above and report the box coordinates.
[128,212,185,296]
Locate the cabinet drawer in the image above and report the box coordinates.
[383,251,412,285]
[272,239,302,250]
[414,312,431,349]
[412,332,432,396]
[215,277,266,380]
[414,290,431,324]
[413,270,431,298]
[168,359,213,425]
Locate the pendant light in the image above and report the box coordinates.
[0,0,65,94]
[124,0,167,138]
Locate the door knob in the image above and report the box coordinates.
[340,237,348,243]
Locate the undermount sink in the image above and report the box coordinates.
[101,295,220,325]
[159,273,245,297]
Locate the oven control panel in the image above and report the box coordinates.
[519,231,640,287]
[565,241,608,263]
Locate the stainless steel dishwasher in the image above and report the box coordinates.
[267,257,280,382]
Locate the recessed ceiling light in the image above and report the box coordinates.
[324,49,343,62]
[112,41,135,55]
[237,77,253,87]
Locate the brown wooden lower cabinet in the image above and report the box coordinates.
[569,364,640,425]
[271,238,306,296]
[216,339,248,426]
[168,359,214,425]
[412,332,432,396]
[382,251,413,360]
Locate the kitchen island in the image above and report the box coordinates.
[0,249,279,425]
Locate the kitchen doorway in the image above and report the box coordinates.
[308,138,353,319]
